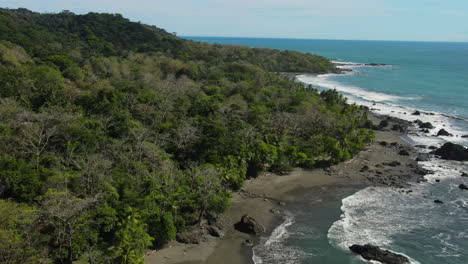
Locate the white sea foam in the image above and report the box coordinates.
[253,216,305,264]
[327,185,428,264]
[297,74,405,102]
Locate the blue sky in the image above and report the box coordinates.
[1,0,467,42]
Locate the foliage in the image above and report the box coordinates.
[0,8,373,263]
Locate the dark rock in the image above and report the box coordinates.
[428,146,438,150]
[391,124,405,132]
[412,111,421,116]
[398,150,410,156]
[390,142,399,147]
[437,129,453,137]
[366,63,387,66]
[413,119,423,125]
[461,135,468,138]
[207,226,224,238]
[360,165,370,172]
[414,167,433,176]
[349,244,410,264]
[414,145,427,149]
[176,228,206,244]
[242,239,254,247]
[416,154,430,162]
[461,172,468,177]
[421,129,430,133]
[234,215,265,235]
[459,184,468,190]
[435,179,440,183]
[419,122,434,129]
[433,142,468,161]
[434,199,444,204]
[379,120,389,128]
[379,141,389,146]
[386,161,401,167]
[417,177,428,183]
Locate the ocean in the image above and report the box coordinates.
[185,37,468,264]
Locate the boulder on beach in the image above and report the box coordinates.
[433,142,468,161]
[379,141,389,146]
[462,135,468,138]
[437,129,453,137]
[349,244,410,264]
[412,111,421,116]
[234,214,265,235]
[459,184,468,190]
[419,122,434,129]
[398,149,410,156]
[379,120,389,128]
[461,172,468,177]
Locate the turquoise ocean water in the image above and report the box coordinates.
[186,37,468,264]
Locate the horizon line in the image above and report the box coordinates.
[182,35,468,44]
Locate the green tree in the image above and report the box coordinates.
[111,210,153,264]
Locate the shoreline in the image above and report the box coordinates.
[146,113,423,264]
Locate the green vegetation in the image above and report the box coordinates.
[0,8,373,263]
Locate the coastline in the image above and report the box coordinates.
[147,113,422,264]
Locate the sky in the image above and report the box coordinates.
[1,0,467,42]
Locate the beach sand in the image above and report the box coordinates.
[146,114,419,264]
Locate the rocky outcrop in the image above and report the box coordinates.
[392,124,406,132]
[234,214,265,235]
[433,142,468,161]
[413,119,423,125]
[176,228,207,244]
[437,129,453,137]
[207,226,224,238]
[459,184,468,190]
[349,244,410,264]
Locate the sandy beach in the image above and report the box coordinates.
[147,114,421,264]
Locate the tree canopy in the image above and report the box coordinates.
[0,8,373,263]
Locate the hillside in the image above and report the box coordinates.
[0,8,372,264]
